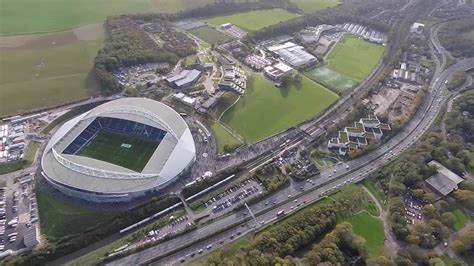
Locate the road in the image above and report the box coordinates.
[108,50,474,264]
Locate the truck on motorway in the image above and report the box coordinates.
[276,210,286,217]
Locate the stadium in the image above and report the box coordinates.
[41,98,196,203]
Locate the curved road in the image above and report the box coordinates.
[108,53,474,265]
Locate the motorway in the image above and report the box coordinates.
[108,44,474,264]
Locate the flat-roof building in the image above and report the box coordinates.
[267,42,317,68]
[166,69,202,89]
[264,62,293,81]
[425,160,464,197]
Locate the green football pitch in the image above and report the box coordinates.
[77,130,159,172]
[306,66,358,94]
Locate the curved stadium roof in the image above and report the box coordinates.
[41,98,196,195]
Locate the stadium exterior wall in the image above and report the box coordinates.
[40,156,195,203]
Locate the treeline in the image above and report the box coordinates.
[452,228,474,255]
[4,195,180,265]
[128,0,299,25]
[251,1,391,41]
[93,16,179,93]
[305,222,368,265]
[439,18,474,58]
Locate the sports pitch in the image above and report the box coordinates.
[188,26,231,45]
[221,74,338,142]
[77,130,159,172]
[290,0,340,13]
[205,9,301,32]
[306,66,358,94]
[326,35,385,81]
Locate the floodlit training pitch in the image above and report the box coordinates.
[205,9,301,32]
[78,130,159,172]
[220,74,339,142]
[188,26,231,45]
[306,66,358,94]
[290,0,340,13]
[326,35,385,81]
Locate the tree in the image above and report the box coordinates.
[441,212,456,229]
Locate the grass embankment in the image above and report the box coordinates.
[210,121,242,154]
[290,0,340,13]
[326,35,385,81]
[36,189,113,240]
[220,74,338,142]
[205,9,301,32]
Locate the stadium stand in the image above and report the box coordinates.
[62,117,167,155]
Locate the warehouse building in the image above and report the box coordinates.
[166,69,202,89]
[425,160,464,198]
[264,62,293,81]
[267,42,317,68]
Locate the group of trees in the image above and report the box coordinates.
[363,88,474,263]
[439,18,474,58]
[4,195,181,265]
[93,15,179,93]
[451,228,474,255]
[305,222,368,265]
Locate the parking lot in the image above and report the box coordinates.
[204,179,263,217]
[112,63,169,88]
[403,192,424,225]
[0,174,39,254]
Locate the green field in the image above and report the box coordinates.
[463,30,474,41]
[0,0,152,34]
[0,0,219,35]
[0,38,102,117]
[221,74,338,142]
[77,130,159,172]
[188,26,231,45]
[337,212,384,257]
[36,189,113,240]
[306,66,358,94]
[205,9,301,32]
[290,0,340,13]
[452,208,469,231]
[326,35,385,81]
[210,121,242,153]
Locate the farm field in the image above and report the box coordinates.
[0,0,218,35]
[290,0,340,13]
[221,74,338,142]
[78,130,159,172]
[326,35,385,81]
[463,30,474,41]
[36,189,113,240]
[188,26,231,45]
[210,121,242,154]
[205,9,301,32]
[306,66,358,94]
[337,212,384,257]
[0,0,151,34]
[0,27,103,117]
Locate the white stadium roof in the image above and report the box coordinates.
[41,98,196,196]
